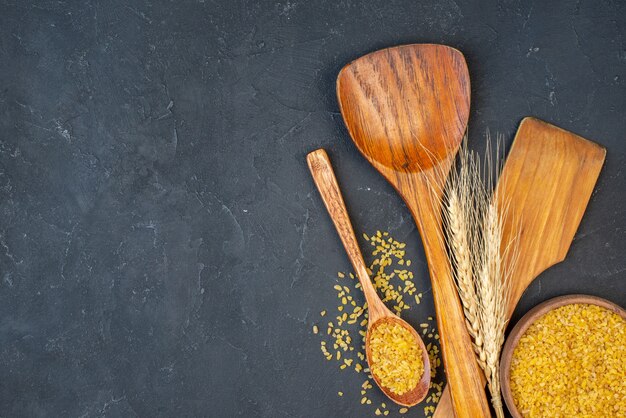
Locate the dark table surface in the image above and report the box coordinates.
[0,0,624,417]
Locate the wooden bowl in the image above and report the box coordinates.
[500,294,626,418]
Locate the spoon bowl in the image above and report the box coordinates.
[365,316,431,406]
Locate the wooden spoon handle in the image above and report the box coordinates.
[307,149,386,320]
[422,236,491,416]
[393,168,491,418]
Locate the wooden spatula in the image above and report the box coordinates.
[432,117,606,417]
[337,44,491,417]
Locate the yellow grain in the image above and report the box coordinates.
[369,321,424,395]
[314,231,444,415]
[510,303,626,417]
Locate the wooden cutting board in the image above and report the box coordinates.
[432,117,606,417]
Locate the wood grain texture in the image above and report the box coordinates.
[432,117,606,417]
[497,118,607,316]
[500,295,625,418]
[306,149,389,321]
[337,44,491,417]
[306,149,431,406]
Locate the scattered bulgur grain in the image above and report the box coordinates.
[314,231,443,416]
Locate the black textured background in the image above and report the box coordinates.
[0,0,624,417]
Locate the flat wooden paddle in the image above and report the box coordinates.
[432,117,606,417]
[337,44,491,417]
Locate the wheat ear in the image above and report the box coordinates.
[475,200,508,418]
[444,134,515,418]
[443,143,484,366]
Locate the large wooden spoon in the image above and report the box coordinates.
[337,44,490,417]
[432,117,607,417]
[307,149,431,406]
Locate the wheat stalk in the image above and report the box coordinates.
[443,134,516,418]
[476,200,509,418]
[443,143,485,366]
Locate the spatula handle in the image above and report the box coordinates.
[390,166,492,418]
[307,149,387,321]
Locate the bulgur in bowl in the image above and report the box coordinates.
[500,294,626,418]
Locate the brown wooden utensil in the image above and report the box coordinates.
[499,294,626,418]
[432,117,607,417]
[337,44,491,416]
[307,149,430,406]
